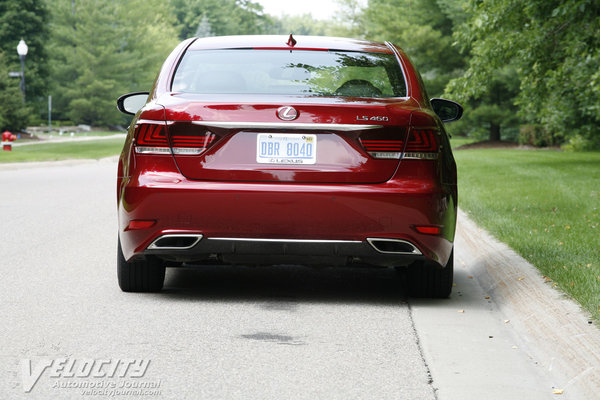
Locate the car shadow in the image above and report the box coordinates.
[160,264,407,305]
[158,264,472,306]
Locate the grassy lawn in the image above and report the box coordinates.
[449,135,477,149]
[0,137,124,163]
[453,145,600,320]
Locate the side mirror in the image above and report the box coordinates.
[430,98,463,122]
[117,92,150,115]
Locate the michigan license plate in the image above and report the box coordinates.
[256,133,317,164]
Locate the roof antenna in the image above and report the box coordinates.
[286,33,297,47]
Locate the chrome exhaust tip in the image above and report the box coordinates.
[367,238,422,255]
[148,234,203,250]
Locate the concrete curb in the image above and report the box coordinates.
[457,209,600,399]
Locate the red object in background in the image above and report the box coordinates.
[2,130,17,151]
[115,35,463,296]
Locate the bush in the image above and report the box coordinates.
[518,125,554,147]
[562,135,600,152]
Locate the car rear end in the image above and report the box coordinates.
[117,35,458,296]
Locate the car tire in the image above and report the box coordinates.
[407,250,453,298]
[117,239,165,292]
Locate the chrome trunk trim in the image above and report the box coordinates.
[209,237,362,244]
[191,121,383,131]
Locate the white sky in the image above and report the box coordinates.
[255,0,365,20]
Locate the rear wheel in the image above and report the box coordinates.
[117,239,165,292]
[407,250,453,298]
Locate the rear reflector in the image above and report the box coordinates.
[133,120,217,155]
[127,220,156,230]
[414,225,441,235]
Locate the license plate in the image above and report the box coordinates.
[256,133,317,164]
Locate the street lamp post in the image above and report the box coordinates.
[16,39,28,101]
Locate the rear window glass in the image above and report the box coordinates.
[172,49,406,98]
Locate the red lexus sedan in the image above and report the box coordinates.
[116,35,462,297]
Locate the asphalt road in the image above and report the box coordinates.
[0,159,595,399]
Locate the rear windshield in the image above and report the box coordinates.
[172,49,406,98]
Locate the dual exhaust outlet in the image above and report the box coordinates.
[147,234,421,255]
[148,234,203,250]
[366,238,422,255]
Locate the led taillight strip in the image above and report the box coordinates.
[360,140,405,151]
[360,128,439,160]
[402,128,439,159]
[171,136,215,147]
[406,129,437,152]
[133,120,213,155]
[136,123,168,146]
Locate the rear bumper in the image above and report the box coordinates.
[118,164,456,267]
[142,236,424,267]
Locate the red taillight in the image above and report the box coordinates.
[168,122,216,155]
[134,120,217,155]
[404,129,438,158]
[359,128,406,159]
[360,139,404,153]
[358,127,439,160]
[134,121,170,154]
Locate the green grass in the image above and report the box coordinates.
[0,138,124,163]
[449,135,477,149]
[454,148,600,320]
[17,131,123,143]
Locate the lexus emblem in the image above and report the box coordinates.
[277,106,298,121]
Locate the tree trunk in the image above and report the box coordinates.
[489,123,501,141]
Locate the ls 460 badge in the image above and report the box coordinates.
[356,115,389,121]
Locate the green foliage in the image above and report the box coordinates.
[170,0,272,39]
[562,134,600,152]
[0,52,31,131]
[447,0,600,146]
[448,66,521,141]
[47,0,179,126]
[268,14,332,36]
[0,0,49,104]
[358,0,465,97]
[194,15,214,38]
[519,125,554,147]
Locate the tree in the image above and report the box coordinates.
[449,66,521,142]
[47,0,179,126]
[446,0,600,147]
[268,14,332,36]
[337,0,525,142]
[0,53,31,131]
[170,0,272,39]
[195,15,214,38]
[346,0,466,97]
[0,0,49,120]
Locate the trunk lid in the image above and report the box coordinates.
[161,94,416,184]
